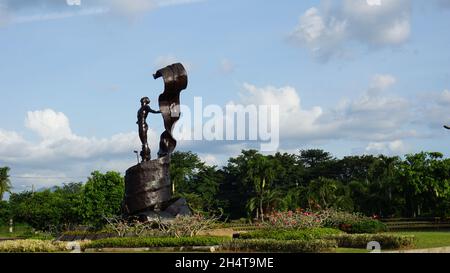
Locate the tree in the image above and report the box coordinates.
[9,190,66,231]
[0,167,12,200]
[0,200,10,225]
[397,152,450,217]
[81,171,124,228]
[170,151,205,194]
[171,151,224,214]
[307,177,353,211]
[246,153,277,221]
[298,149,338,182]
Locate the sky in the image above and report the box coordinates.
[0,0,450,194]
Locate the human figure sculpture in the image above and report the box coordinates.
[123,63,189,220]
[137,97,161,162]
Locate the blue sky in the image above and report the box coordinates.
[0,0,450,193]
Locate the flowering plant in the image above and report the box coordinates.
[265,209,325,230]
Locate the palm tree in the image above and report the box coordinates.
[246,189,283,220]
[0,167,12,200]
[246,155,276,221]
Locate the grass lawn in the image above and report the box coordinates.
[0,224,53,240]
[335,248,369,253]
[389,231,450,249]
[0,224,32,238]
[336,231,450,253]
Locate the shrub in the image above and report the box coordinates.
[349,219,387,234]
[222,239,337,253]
[265,209,326,230]
[0,239,67,253]
[239,228,343,240]
[322,209,386,234]
[83,236,231,250]
[326,234,415,249]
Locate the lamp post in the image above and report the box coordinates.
[134,150,140,164]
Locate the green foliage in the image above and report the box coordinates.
[171,152,224,214]
[239,228,342,240]
[83,236,230,249]
[0,167,12,201]
[327,234,415,249]
[81,171,124,228]
[323,209,386,233]
[222,239,337,253]
[3,149,450,232]
[0,200,10,225]
[9,183,84,231]
[0,239,67,253]
[349,219,387,234]
[8,171,123,231]
[307,177,354,211]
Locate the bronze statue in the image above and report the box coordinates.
[123,63,189,220]
[137,96,161,162]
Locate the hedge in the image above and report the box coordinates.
[0,240,67,253]
[83,236,231,249]
[222,239,337,253]
[238,228,343,240]
[326,234,415,249]
[344,220,388,234]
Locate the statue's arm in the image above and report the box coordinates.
[147,105,162,114]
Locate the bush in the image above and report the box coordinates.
[83,236,231,249]
[327,234,415,249]
[323,209,386,234]
[239,228,342,240]
[265,209,326,230]
[0,239,67,253]
[349,219,387,234]
[222,239,337,253]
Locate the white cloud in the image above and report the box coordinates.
[369,74,397,94]
[237,73,413,145]
[199,154,219,166]
[0,0,205,25]
[25,109,72,141]
[100,0,156,17]
[365,140,406,155]
[290,0,412,62]
[0,109,161,190]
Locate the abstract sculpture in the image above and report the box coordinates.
[154,63,188,158]
[122,63,190,221]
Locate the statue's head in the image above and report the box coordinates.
[140,97,150,105]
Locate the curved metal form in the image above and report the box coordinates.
[153,63,188,158]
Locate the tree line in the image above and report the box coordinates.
[1,149,450,231]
